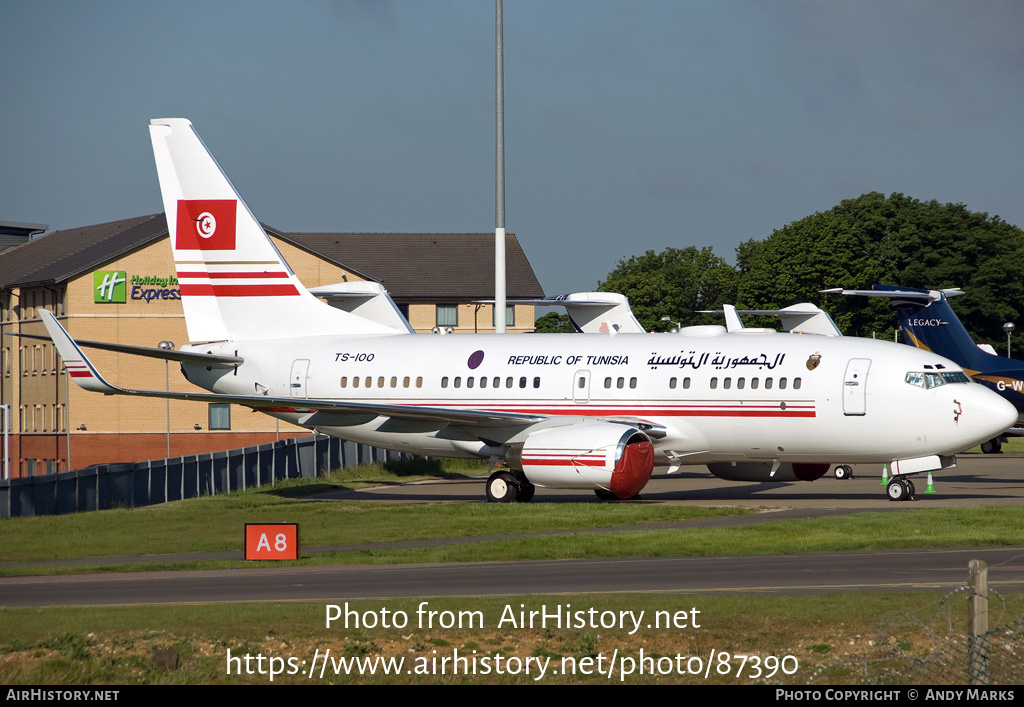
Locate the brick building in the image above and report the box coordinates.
[0,214,543,477]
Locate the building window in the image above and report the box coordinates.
[492,305,515,327]
[209,403,231,430]
[436,304,458,327]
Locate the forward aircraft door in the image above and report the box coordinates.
[290,359,310,398]
[843,358,871,415]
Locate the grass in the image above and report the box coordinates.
[0,458,750,569]
[962,436,1024,454]
[2,593,1021,684]
[2,467,1023,574]
[3,459,1023,685]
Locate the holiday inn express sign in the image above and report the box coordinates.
[94,270,181,304]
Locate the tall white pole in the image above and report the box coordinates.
[494,0,507,333]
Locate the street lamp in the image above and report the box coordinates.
[660,316,681,333]
[158,341,174,457]
[1003,323,1015,358]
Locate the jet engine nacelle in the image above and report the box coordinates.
[706,461,831,482]
[507,422,655,498]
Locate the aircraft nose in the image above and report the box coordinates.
[965,385,1018,441]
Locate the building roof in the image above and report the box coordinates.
[0,216,545,299]
[0,214,166,289]
[283,232,544,300]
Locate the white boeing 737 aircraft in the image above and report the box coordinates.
[40,119,1017,503]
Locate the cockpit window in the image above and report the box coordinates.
[940,371,970,384]
[906,371,970,389]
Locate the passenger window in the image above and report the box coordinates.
[683,377,691,389]
[454,377,462,388]
[534,377,541,388]
[724,377,732,390]
[779,378,787,390]
[441,377,448,388]
[403,376,410,388]
[340,377,347,388]
[710,377,718,389]
[390,376,397,388]
[669,377,677,389]
[765,378,773,390]
[793,378,801,390]
[737,378,745,389]
[604,377,612,389]
[353,377,360,388]
[751,378,759,389]
[506,377,514,388]
[467,377,475,388]
[578,376,586,389]
[377,376,385,388]
[480,377,488,389]
[364,377,372,388]
[519,377,527,388]
[629,377,637,389]
[617,377,624,389]
[416,377,423,388]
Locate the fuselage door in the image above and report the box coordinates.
[290,359,310,398]
[842,358,871,416]
[573,370,591,404]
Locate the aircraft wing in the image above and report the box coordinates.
[38,309,544,429]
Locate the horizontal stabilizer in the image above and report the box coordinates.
[501,292,645,334]
[821,287,964,302]
[9,328,242,367]
[699,302,842,336]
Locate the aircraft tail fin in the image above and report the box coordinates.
[148,119,399,342]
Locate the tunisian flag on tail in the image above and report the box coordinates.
[176,199,237,251]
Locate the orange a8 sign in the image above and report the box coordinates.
[245,523,300,561]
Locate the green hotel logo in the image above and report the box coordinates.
[94,270,127,303]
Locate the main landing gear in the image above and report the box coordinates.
[980,438,1003,454]
[886,476,916,502]
[833,464,854,480]
[486,469,535,503]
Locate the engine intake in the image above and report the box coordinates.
[507,422,655,498]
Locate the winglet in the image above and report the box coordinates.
[39,309,122,394]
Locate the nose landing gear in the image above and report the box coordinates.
[886,476,916,502]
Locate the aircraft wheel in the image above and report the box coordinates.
[906,479,916,499]
[516,482,536,503]
[886,478,909,502]
[981,439,1002,454]
[486,471,518,503]
[834,465,853,480]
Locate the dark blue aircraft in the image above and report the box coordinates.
[827,285,1022,453]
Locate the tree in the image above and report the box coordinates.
[533,312,574,333]
[597,246,737,331]
[736,193,1024,345]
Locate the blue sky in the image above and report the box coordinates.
[2,0,1023,296]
